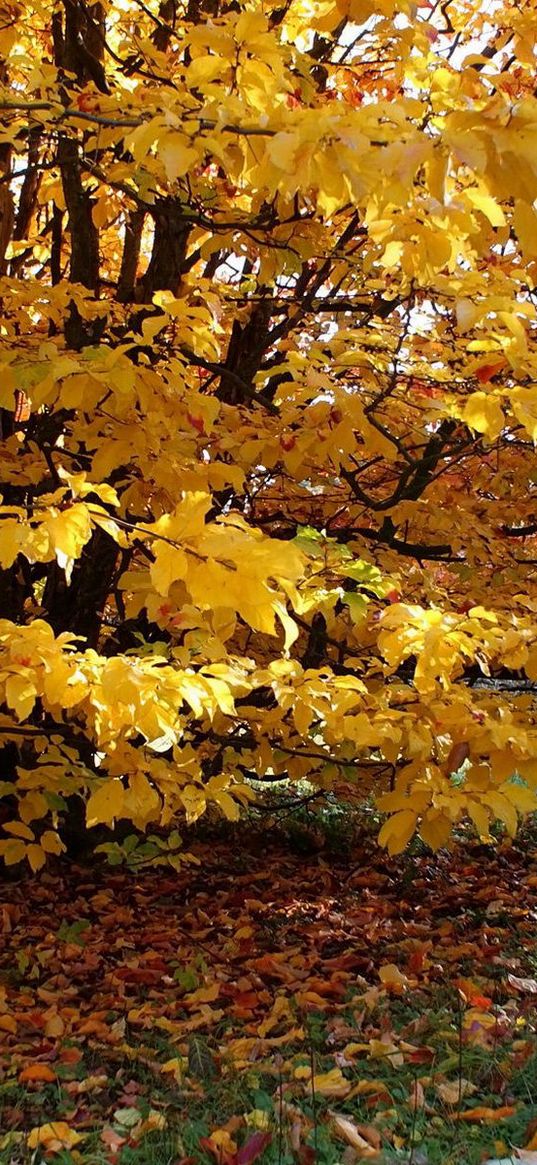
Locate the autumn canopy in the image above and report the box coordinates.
[1,0,537,871]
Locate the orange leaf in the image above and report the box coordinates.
[455,978,493,1008]
[58,1046,83,1064]
[19,1064,56,1084]
[455,1105,516,1122]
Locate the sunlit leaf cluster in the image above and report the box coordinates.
[1,0,537,866]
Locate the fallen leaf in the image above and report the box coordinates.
[113,1106,141,1128]
[44,1012,65,1038]
[101,1128,127,1152]
[456,978,493,1008]
[409,1080,426,1109]
[368,1035,404,1067]
[347,1079,392,1104]
[331,1113,380,1156]
[133,1111,166,1140]
[483,1156,537,1165]
[456,1105,517,1122]
[19,1064,56,1084]
[200,1129,238,1165]
[507,974,537,995]
[312,1068,351,1097]
[379,963,410,992]
[27,1122,83,1151]
[436,1079,477,1105]
[237,1131,272,1164]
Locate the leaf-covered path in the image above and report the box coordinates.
[2,830,537,1164]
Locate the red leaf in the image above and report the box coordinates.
[475,360,505,383]
[187,413,205,435]
[237,1132,272,1165]
[446,742,470,774]
[199,1138,236,1165]
[297,1149,316,1165]
[114,968,163,985]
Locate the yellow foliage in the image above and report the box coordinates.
[0,0,536,868]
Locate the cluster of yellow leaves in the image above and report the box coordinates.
[2,0,537,865]
[136,492,304,642]
[378,603,537,695]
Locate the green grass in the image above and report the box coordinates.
[2,982,536,1165]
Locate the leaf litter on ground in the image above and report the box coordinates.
[1,824,537,1164]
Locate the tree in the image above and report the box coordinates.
[1,0,537,871]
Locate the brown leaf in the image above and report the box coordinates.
[409,1080,426,1110]
[436,1079,477,1105]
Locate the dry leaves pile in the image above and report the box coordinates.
[1,830,537,1164]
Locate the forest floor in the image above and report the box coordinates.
[1,808,537,1165]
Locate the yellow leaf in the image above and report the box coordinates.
[40,830,66,856]
[26,844,46,872]
[466,187,506,227]
[368,1036,404,1067]
[86,780,125,828]
[311,1068,351,1098]
[379,964,410,992]
[0,364,15,409]
[27,1122,83,1150]
[514,199,537,259]
[378,810,417,855]
[499,783,537,814]
[510,386,537,442]
[482,791,518,836]
[466,799,491,840]
[456,298,480,333]
[0,839,27,865]
[463,392,504,440]
[0,519,22,568]
[0,1013,17,1033]
[45,1012,65,1038]
[2,820,34,841]
[268,132,300,171]
[19,791,49,823]
[5,673,37,720]
[419,810,452,851]
[122,771,161,828]
[150,543,189,597]
[212,789,240,821]
[436,1079,476,1105]
[274,601,299,656]
[159,137,198,183]
[45,503,92,561]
